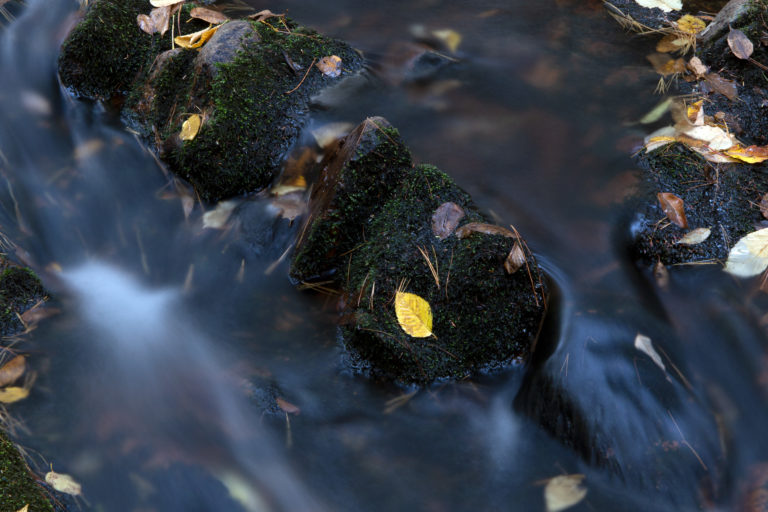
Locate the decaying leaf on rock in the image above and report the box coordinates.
[676,227,710,245]
[431,202,465,239]
[317,55,343,78]
[725,228,768,277]
[150,5,172,36]
[247,9,284,22]
[179,113,201,141]
[137,14,155,34]
[504,242,526,274]
[454,222,516,239]
[189,7,229,25]
[724,145,768,164]
[544,474,588,512]
[395,290,433,338]
[657,192,687,228]
[174,24,220,49]
[45,470,82,496]
[728,26,754,60]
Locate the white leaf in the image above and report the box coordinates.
[683,125,734,151]
[633,0,682,12]
[634,333,666,371]
[675,227,711,245]
[45,471,82,496]
[545,474,587,512]
[724,228,768,277]
[202,200,239,229]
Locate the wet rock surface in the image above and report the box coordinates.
[291,117,548,384]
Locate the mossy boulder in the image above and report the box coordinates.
[0,263,45,337]
[0,430,53,511]
[59,1,364,201]
[291,117,548,383]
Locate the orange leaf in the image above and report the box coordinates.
[657,192,688,228]
[316,55,343,77]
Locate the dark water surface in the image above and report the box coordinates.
[1,0,766,511]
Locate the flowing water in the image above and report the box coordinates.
[1,0,766,510]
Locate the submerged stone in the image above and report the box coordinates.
[59,1,364,201]
[291,117,548,383]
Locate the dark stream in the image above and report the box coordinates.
[1,0,767,511]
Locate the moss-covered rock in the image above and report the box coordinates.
[0,263,45,337]
[59,1,364,201]
[0,430,53,511]
[291,117,548,383]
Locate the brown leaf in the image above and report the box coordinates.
[504,242,526,274]
[724,145,768,164]
[247,9,284,22]
[0,355,25,387]
[189,7,229,24]
[431,202,465,239]
[316,56,343,78]
[676,227,711,245]
[276,397,301,415]
[761,193,768,220]
[150,6,171,37]
[137,14,156,34]
[654,261,669,290]
[657,192,688,228]
[728,27,754,60]
[704,72,738,100]
[454,223,517,239]
[687,56,708,76]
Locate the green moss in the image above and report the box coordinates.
[0,431,52,511]
[0,266,44,337]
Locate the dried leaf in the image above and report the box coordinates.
[687,56,708,76]
[316,56,343,78]
[202,199,239,229]
[725,228,768,277]
[431,202,465,239]
[760,193,768,220]
[395,291,433,338]
[634,333,666,371]
[723,144,768,164]
[149,0,183,6]
[656,34,687,53]
[137,14,155,34]
[657,192,688,228]
[704,73,738,100]
[676,227,711,245]
[431,29,462,53]
[150,6,171,37]
[654,261,669,290]
[179,114,201,141]
[174,25,220,49]
[728,27,754,60]
[247,9,284,22]
[16,506,28,512]
[676,14,706,35]
[644,125,677,152]
[686,100,704,125]
[454,223,516,239]
[269,192,306,222]
[504,242,526,274]
[189,7,229,24]
[682,124,733,150]
[276,397,301,415]
[0,355,25,387]
[0,387,28,404]
[544,474,588,512]
[45,471,82,496]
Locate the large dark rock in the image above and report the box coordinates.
[59,1,364,201]
[291,117,548,383]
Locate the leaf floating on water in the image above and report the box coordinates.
[0,355,25,387]
[175,25,220,49]
[504,242,526,274]
[454,223,516,239]
[634,333,666,371]
[202,199,239,229]
[724,228,768,277]
[657,192,688,228]
[137,14,155,34]
[639,98,673,124]
[431,29,462,52]
[632,0,681,11]
[316,56,343,78]
[675,14,706,35]
[179,114,201,141]
[45,470,82,496]
[189,7,229,24]
[0,387,28,404]
[310,122,353,149]
[395,291,433,338]
[676,227,711,245]
[544,474,588,512]
[728,27,754,60]
[276,397,301,415]
[723,144,768,164]
[431,202,465,239]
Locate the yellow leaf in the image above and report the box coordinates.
[45,471,82,496]
[432,29,462,53]
[544,474,588,512]
[395,291,433,338]
[723,144,768,164]
[676,14,706,35]
[174,25,220,49]
[180,114,201,141]
[725,228,768,277]
[16,505,28,512]
[0,387,28,404]
[316,55,343,78]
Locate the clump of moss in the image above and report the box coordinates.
[0,431,53,511]
[0,265,44,337]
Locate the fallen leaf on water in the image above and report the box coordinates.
[725,228,768,277]
[174,25,220,49]
[149,0,183,6]
[150,6,171,37]
[639,98,673,124]
[202,199,239,229]
[137,14,155,34]
[761,193,768,220]
[544,474,587,512]
[247,9,284,22]
[431,29,462,52]
[0,355,25,387]
[455,222,516,239]
[676,227,711,245]
[723,144,768,164]
[657,192,688,228]
[189,7,229,24]
[269,192,306,223]
[431,202,465,239]
[504,242,526,274]
[310,122,354,148]
[316,56,342,77]
[634,333,666,371]
[276,397,301,415]
[676,14,706,35]
[45,470,82,496]
[0,387,28,404]
[395,291,433,338]
[179,114,201,141]
[728,27,754,60]
[647,53,686,76]
[271,177,307,197]
[656,34,688,53]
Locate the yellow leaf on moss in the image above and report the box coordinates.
[16,505,29,512]
[0,387,28,404]
[180,114,201,141]
[174,25,220,49]
[395,291,433,338]
[676,14,706,35]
